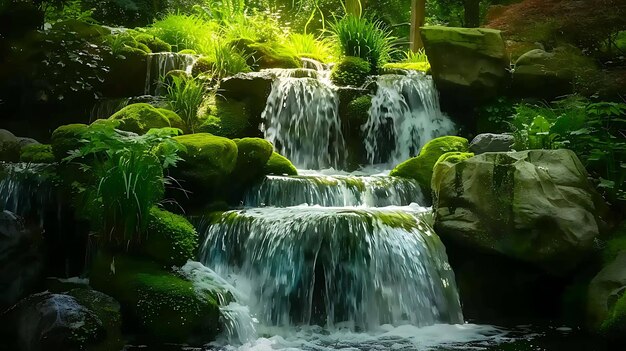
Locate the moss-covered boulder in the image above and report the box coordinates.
[232,39,301,70]
[432,149,605,273]
[191,56,216,77]
[232,138,274,184]
[0,129,21,162]
[157,108,187,133]
[50,124,89,161]
[390,136,469,190]
[20,144,55,163]
[170,133,238,195]
[108,103,172,134]
[264,152,297,176]
[197,97,252,138]
[330,57,371,87]
[434,151,474,167]
[135,33,171,53]
[90,253,221,344]
[421,26,508,103]
[142,207,198,267]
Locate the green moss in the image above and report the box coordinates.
[179,49,197,55]
[135,34,171,53]
[435,151,474,167]
[51,19,111,39]
[157,108,186,133]
[118,46,148,58]
[20,144,55,163]
[382,62,431,72]
[191,56,216,77]
[197,98,250,138]
[346,95,372,127]
[390,136,469,190]
[90,253,220,343]
[51,124,89,161]
[420,26,505,59]
[600,293,626,338]
[603,222,626,264]
[141,207,198,267]
[264,152,297,176]
[233,138,274,184]
[374,212,418,230]
[247,42,301,70]
[172,133,238,187]
[109,103,171,135]
[330,56,371,87]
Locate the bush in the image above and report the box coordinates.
[330,56,371,87]
[150,14,219,53]
[330,15,395,73]
[50,124,89,161]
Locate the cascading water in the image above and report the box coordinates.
[144,52,198,95]
[261,69,346,170]
[363,71,455,165]
[0,163,58,224]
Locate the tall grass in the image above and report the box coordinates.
[211,42,252,78]
[150,13,219,53]
[282,33,335,62]
[403,48,429,63]
[165,75,206,132]
[330,15,396,72]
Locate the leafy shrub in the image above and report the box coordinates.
[330,56,370,87]
[329,15,395,73]
[165,75,206,132]
[65,123,185,248]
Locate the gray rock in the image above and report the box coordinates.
[0,211,44,309]
[17,137,40,148]
[512,48,574,99]
[469,133,514,154]
[432,149,605,273]
[587,252,626,331]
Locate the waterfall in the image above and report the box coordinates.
[144,52,198,95]
[0,163,57,223]
[244,174,424,207]
[261,69,346,170]
[198,205,463,330]
[363,71,455,165]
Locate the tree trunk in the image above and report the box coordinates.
[410,0,426,51]
[464,0,481,28]
[345,0,362,17]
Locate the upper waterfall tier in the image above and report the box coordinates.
[244,173,424,208]
[198,205,463,330]
[363,71,455,165]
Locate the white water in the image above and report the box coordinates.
[0,163,57,224]
[144,52,198,95]
[363,71,455,165]
[261,69,346,170]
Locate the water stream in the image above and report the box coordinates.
[144,52,198,95]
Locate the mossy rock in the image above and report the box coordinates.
[118,46,148,58]
[90,253,221,343]
[390,136,469,190]
[264,152,297,176]
[191,56,216,77]
[233,138,274,184]
[51,19,111,39]
[0,129,21,162]
[197,97,251,138]
[135,33,171,53]
[20,144,55,163]
[345,95,372,128]
[108,103,172,135]
[50,124,89,161]
[382,62,431,73]
[178,49,197,55]
[142,207,198,267]
[171,133,238,191]
[157,108,187,133]
[435,151,474,167]
[231,39,301,70]
[330,57,371,87]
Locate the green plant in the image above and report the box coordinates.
[210,41,252,78]
[165,75,206,133]
[150,13,219,53]
[282,33,334,62]
[65,122,185,247]
[44,0,95,24]
[329,14,395,73]
[330,56,370,87]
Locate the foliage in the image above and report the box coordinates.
[20,144,55,163]
[135,33,172,52]
[210,42,252,78]
[150,13,219,53]
[282,33,334,62]
[65,122,184,248]
[383,49,431,72]
[165,75,206,132]
[44,0,94,24]
[508,97,626,203]
[330,56,370,87]
[329,14,395,73]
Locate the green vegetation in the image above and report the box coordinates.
[330,56,371,86]
[109,103,174,135]
[20,144,55,163]
[198,97,251,138]
[383,49,431,72]
[135,33,172,53]
[434,151,474,167]
[233,138,274,183]
[264,152,298,176]
[142,207,199,267]
[165,76,205,133]
[50,124,90,161]
[282,33,334,62]
[345,95,372,127]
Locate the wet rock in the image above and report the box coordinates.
[432,149,605,273]
[0,129,21,162]
[469,133,514,154]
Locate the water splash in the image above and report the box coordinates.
[244,174,424,207]
[363,71,455,165]
[198,205,463,330]
[144,52,198,95]
[261,69,346,170]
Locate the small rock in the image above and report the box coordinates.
[469,133,514,154]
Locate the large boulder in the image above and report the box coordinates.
[232,138,274,184]
[0,211,44,310]
[469,133,514,154]
[432,149,604,273]
[1,289,122,351]
[264,152,298,176]
[512,49,574,99]
[108,103,177,135]
[0,129,21,162]
[141,207,199,267]
[421,26,509,105]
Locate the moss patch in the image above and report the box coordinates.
[330,56,371,87]
[346,95,372,128]
[50,124,89,161]
[383,62,431,72]
[198,97,251,138]
[135,33,171,53]
[142,207,198,267]
[109,103,172,135]
[20,144,55,163]
[390,136,469,190]
[191,56,216,77]
[264,152,297,176]
[157,108,187,133]
[233,138,274,184]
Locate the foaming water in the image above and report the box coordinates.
[363,71,455,165]
[198,205,463,330]
[244,174,424,207]
[0,163,58,223]
[261,69,346,170]
[145,52,198,95]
